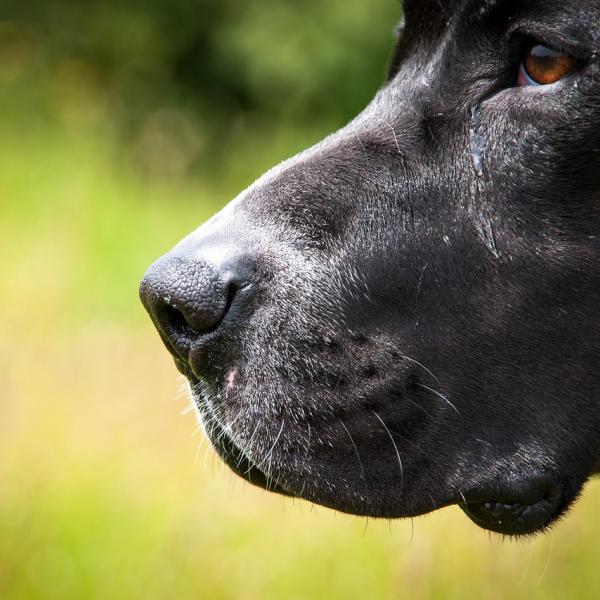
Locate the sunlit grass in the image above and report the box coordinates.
[3,121,600,599]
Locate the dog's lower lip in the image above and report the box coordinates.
[459,478,563,535]
[460,499,555,535]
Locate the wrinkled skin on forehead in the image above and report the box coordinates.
[143,0,600,535]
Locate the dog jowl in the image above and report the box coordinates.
[140,0,600,536]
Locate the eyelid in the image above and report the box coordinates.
[506,24,592,62]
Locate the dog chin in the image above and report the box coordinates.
[188,379,572,536]
[190,385,294,497]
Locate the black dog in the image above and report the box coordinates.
[140,0,600,535]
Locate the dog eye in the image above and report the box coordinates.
[517,44,578,87]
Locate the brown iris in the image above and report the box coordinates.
[523,44,578,85]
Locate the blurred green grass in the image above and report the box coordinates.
[2,2,600,598]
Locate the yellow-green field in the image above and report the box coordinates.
[2,118,600,599]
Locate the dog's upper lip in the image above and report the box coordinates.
[174,357,199,383]
[160,284,254,384]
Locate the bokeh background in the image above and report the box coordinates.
[2,1,600,598]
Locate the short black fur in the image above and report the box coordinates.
[140,0,600,535]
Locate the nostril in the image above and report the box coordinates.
[140,253,256,371]
[141,258,244,338]
[161,304,198,338]
[154,292,230,342]
[159,286,237,338]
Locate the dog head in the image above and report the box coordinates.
[140,0,600,535]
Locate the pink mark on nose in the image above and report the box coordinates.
[226,368,238,389]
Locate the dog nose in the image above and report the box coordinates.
[139,253,247,363]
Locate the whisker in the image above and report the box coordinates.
[403,395,436,420]
[372,410,404,492]
[416,383,460,415]
[386,122,402,155]
[255,419,285,472]
[240,421,262,470]
[398,354,440,384]
[190,422,204,438]
[339,418,369,503]
[354,135,369,166]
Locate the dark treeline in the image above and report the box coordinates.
[0,0,400,173]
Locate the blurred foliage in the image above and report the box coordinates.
[0,0,400,177]
[2,1,600,598]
